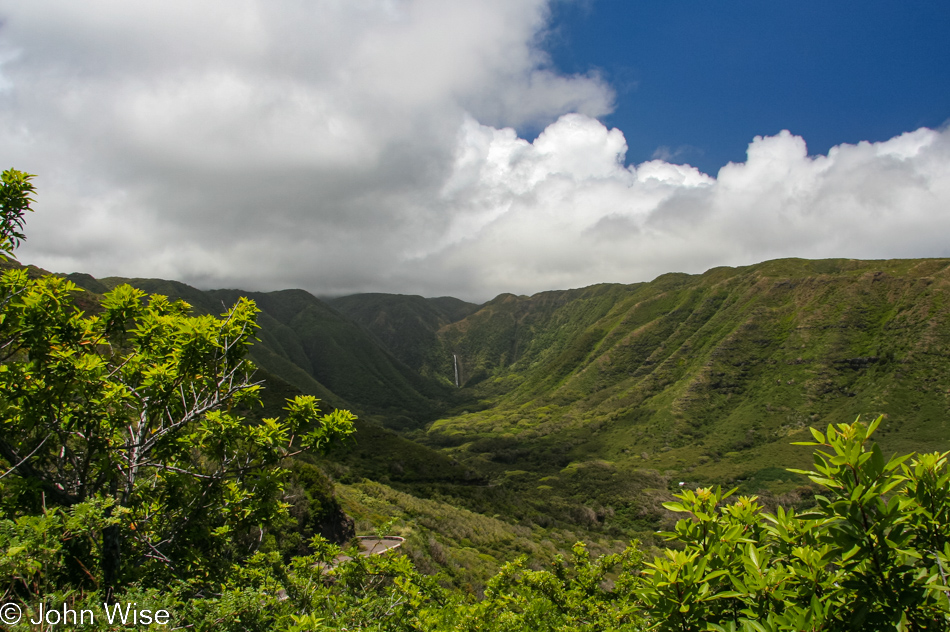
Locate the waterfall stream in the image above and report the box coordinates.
[453,354,459,388]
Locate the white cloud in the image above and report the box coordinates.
[404,119,950,299]
[1,1,949,302]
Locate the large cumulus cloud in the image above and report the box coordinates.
[414,116,950,298]
[1,0,948,301]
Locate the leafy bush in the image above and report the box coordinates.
[635,416,950,631]
[0,170,355,602]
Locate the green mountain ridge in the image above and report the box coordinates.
[65,274,452,425]
[421,257,950,492]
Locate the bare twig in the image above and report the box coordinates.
[0,434,49,480]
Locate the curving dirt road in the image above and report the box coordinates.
[330,535,405,565]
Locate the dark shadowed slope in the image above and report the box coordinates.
[329,293,479,377]
[66,276,451,425]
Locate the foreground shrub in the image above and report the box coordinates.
[636,417,950,631]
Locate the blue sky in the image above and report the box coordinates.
[1,0,949,300]
[544,1,950,174]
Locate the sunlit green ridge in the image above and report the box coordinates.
[418,258,950,485]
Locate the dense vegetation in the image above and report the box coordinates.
[7,414,950,630]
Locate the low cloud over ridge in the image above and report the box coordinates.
[1,0,948,301]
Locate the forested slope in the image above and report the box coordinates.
[422,258,950,491]
[329,293,479,376]
[66,275,452,425]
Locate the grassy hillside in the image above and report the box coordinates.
[423,258,950,496]
[335,478,628,594]
[247,368,635,590]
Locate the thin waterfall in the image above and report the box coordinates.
[453,354,459,388]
